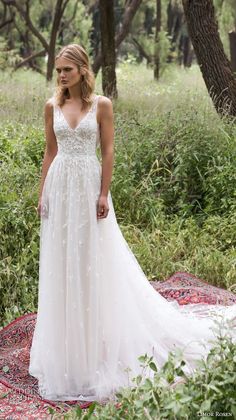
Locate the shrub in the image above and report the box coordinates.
[48,322,236,419]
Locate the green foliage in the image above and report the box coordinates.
[64,2,93,53]
[214,0,236,57]
[129,29,171,75]
[121,217,236,290]
[0,0,92,76]
[0,0,235,79]
[123,1,171,74]
[0,69,53,126]
[0,37,21,70]
[113,95,236,224]
[0,124,44,324]
[47,326,236,419]
[156,30,172,75]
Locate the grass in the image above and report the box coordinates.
[0,61,210,125]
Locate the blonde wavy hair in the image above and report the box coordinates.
[54,44,95,108]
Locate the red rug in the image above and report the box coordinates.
[150,271,236,306]
[0,271,236,419]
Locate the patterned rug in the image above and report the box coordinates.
[150,271,236,306]
[0,271,236,419]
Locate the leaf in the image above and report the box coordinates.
[135,374,143,385]
[200,400,211,411]
[143,378,153,390]
[230,405,236,418]
[47,407,55,414]
[138,354,148,363]
[207,384,221,393]
[149,361,157,372]
[87,401,97,414]
[179,396,192,403]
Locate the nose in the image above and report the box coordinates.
[60,70,67,79]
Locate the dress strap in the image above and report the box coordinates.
[51,96,57,108]
[91,94,100,113]
[50,97,58,125]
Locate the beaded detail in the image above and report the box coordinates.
[53,95,101,157]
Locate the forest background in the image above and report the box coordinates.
[1,0,236,327]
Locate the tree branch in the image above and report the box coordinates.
[0,17,13,30]
[15,49,46,69]
[132,37,152,63]
[115,0,142,46]
[28,62,46,76]
[60,0,79,30]
[60,0,70,20]
[2,0,49,51]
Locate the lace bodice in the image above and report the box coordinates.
[52,95,101,157]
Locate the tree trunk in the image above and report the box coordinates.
[99,0,118,99]
[154,0,161,79]
[90,2,101,59]
[167,1,184,63]
[182,35,192,67]
[144,4,154,35]
[178,21,193,67]
[182,0,236,116]
[46,0,68,81]
[229,30,236,73]
[93,0,142,75]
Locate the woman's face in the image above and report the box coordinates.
[55,57,82,88]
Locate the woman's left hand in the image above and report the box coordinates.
[97,195,109,219]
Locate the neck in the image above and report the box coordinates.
[67,83,82,101]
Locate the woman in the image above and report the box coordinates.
[29,43,236,403]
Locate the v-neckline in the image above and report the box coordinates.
[58,95,96,132]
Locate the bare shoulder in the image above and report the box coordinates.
[44,98,54,118]
[45,97,54,109]
[97,95,113,116]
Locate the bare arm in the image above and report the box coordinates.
[37,100,58,215]
[97,96,114,219]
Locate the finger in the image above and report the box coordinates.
[99,208,109,219]
[97,208,104,218]
[97,208,107,218]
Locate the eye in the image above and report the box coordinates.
[56,69,61,73]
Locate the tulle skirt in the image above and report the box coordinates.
[29,153,236,402]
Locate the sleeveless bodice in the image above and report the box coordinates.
[53,95,100,157]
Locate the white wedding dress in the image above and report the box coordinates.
[29,94,236,403]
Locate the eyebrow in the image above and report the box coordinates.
[55,66,73,70]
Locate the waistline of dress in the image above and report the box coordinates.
[56,152,98,159]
